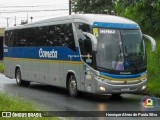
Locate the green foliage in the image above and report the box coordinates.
[72,0,115,14]
[72,0,160,35]
[146,37,160,96]
[115,0,160,35]
[0,92,37,111]
[0,92,58,120]
[0,61,4,73]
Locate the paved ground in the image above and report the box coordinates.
[0,73,159,120]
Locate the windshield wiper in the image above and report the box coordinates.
[97,66,109,71]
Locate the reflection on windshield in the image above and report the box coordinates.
[121,30,145,71]
[122,30,144,56]
[95,29,122,70]
[95,28,146,72]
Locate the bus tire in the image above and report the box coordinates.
[68,74,78,97]
[16,69,30,87]
[22,81,30,87]
[111,93,121,97]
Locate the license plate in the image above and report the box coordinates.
[121,88,130,91]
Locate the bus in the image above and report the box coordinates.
[4,14,156,97]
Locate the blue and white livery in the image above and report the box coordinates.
[4,14,156,97]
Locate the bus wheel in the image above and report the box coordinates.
[16,69,30,87]
[68,74,78,97]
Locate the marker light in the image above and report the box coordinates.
[142,85,146,90]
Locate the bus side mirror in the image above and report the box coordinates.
[83,32,98,52]
[143,34,156,52]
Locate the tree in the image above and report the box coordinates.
[72,0,160,35]
[72,0,115,14]
[115,0,160,35]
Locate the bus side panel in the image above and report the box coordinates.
[59,62,64,87]
[79,64,85,92]
[9,59,14,78]
[38,61,50,84]
[29,61,51,85]
[49,62,60,86]
[4,59,12,78]
[23,60,31,81]
[29,61,39,82]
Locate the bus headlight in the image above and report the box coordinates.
[99,86,106,91]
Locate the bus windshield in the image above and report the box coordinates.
[95,28,146,72]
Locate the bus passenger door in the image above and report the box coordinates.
[79,35,95,93]
[74,22,95,93]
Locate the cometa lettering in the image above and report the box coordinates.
[39,48,58,58]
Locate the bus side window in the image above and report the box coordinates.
[47,23,76,51]
[25,28,36,46]
[63,24,76,51]
[36,26,48,46]
[14,29,26,47]
[4,31,10,47]
[8,31,14,47]
[47,25,62,46]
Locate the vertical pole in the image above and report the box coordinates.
[27,13,28,23]
[6,18,9,27]
[7,18,9,27]
[14,16,16,26]
[69,0,71,15]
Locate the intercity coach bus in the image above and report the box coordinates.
[4,14,156,97]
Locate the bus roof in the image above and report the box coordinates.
[74,14,139,29]
[5,14,139,30]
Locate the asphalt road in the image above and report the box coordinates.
[0,73,159,120]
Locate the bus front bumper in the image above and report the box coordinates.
[94,76,147,94]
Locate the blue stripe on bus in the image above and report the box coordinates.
[100,71,146,79]
[93,22,139,29]
[3,47,81,61]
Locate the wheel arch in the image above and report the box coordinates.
[66,70,77,89]
[15,65,21,78]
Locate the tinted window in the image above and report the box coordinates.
[14,29,26,46]
[26,28,36,46]
[75,23,91,33]
[47,25,62,46]
[36,26,48,46]
[47,24,76,50]
[4,31,10,46]
[63,24,76,50]
[5,31,14,46]
[5,23,76,50]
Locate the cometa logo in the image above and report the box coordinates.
[39,48,58,59]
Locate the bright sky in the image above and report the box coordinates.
[0,0,69,27]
